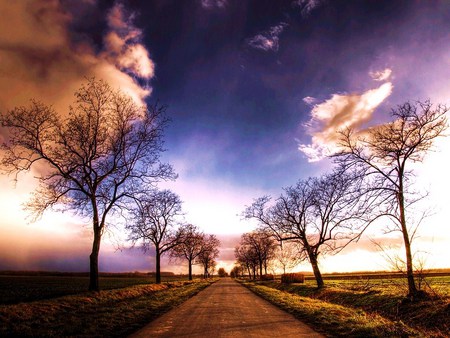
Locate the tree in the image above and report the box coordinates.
[240,230,277,278]
[244,168,372,288]
[196,234,220,278]
[127,189,183,284]
[217,267,228,277]
[230,265,242,278]
[0,79,175,291]
[274,241,304,275]
[335,101,448,298]
[170,223,205,280]
[235,241,259,279]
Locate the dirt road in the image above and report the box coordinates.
[129,277,324,337]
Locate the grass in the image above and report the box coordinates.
[239,276,450,337]
[0,274,188,304]
[0,279,216,337]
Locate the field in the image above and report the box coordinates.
[0,274,187,304]
[240,273,450,337]
[0,273,215,337]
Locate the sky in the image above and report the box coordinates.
[0,0,449,275]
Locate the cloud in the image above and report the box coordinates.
[293,0,324,17]
[103,3,155,80]
[201,0,227,9]
[303,96,316,105]
[247,23,288,52]
[299,81,393,161]
[369,68,392,82]
[0,1,153,113]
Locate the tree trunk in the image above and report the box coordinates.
[259,261,263,278]
[89,226,101,291]
[398,188,418,297]
[188,258,193,280]
[155,249,161,284]
[309,251,324,288]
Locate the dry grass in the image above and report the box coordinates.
[240,277,450,337]
[0,279,215,337]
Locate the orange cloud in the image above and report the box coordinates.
[0,0,153,114]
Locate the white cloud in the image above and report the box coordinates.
[299,82,393,161]
[247,23,288,52]
[370,68,392,81]
[303,96,316,105]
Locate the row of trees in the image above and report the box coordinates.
[126,190,221,283]
[242,101,448,298]
[0,79,220,290]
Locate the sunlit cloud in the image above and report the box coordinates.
[299,81,393,161]
[103,3,155,80]
[369,68,392,82]
[247,23,288,52]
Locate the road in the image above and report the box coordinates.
[129,277,324,338]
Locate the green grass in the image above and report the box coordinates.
[239,277,450,337]
[0,279,216,337]
[0,275,188,304]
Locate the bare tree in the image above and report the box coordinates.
[274,241,304,275]
[196,234,220,278]
[235,242,259,279]
[170,223,205,280]
[334,101,448,298]
[127,189,183,284]
[240,230,277,278]
[0,79,175,291]
[244,168,373,288]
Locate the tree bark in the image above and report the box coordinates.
[155,249,161,284]
[398,188,418,297]
[188,258,193,280]
[89,226,101,291]
[309,251,324,288]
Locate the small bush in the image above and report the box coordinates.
[281,273,305,284]
[260,274,274,281]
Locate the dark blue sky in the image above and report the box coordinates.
[104,0,450,191]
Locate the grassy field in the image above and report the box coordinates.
[0,274,188,304]
[0,277,216,337]
[240,275,450,337]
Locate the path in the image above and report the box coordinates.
[129,277,324,338]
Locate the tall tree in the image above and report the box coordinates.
[196,234,220,278]
[240,230,276,277]
[244,168,372,288]
[335,101,448,298]
[170,223,205,280]
[0,79,175,291]
[127,189,183,284]
[235,242,259,279]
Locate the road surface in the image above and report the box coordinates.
[129,277,324,338]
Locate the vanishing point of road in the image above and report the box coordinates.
[130,277,324,338]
